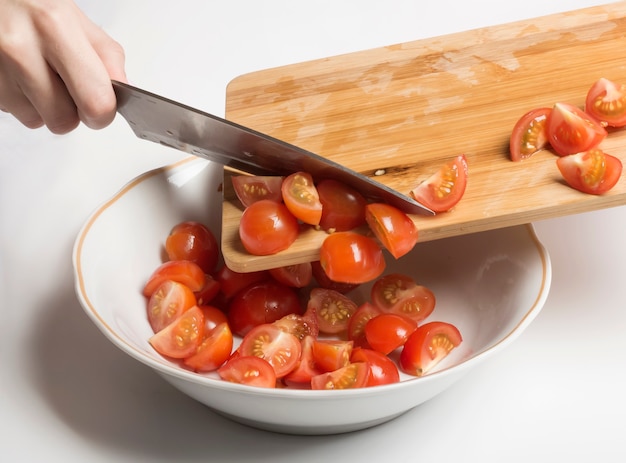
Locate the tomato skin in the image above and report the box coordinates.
[215,266,269,300]
[556,149,623,195]
[365,203,418,259]
[238,324,302,378]
[371,273,436,323]
[269,262,313,288]
[149,305,205,359]
[311,339,353,372]
[410,154,468,213]
[350,347,400,387]
[319,232,386,284]
[232,175,284,207]
[283,335,322,386]
[239,199,299,255]
[400,321,462,377]
[199,305,229,333]
[308,287,359,335]
[272,304,319,341]
[311,261,359,294]
[183,322,233,372]
[147,280,198,333]
[546,103,607,156]
[364,313,417,355]
[311,362,370,390]
[143,260,206,298]
[509,107,551,161]
[585,77,626,128]
[165,221,219,273]
[218,355,277,388]
[194,274,221,306]
[316,179,367,232]
[281,172,323,225]
[347,302,382,348]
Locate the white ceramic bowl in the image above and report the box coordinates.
[73,157,551,435]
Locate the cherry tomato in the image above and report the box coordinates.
[269,262,313,288]
[311,261,359,294]
[308,287,359,335]
[227,280,301,337]
[350,347,400,387]
[218,355,277,388]
[311,339,353,372]
[147,280,197,333]
[199,305,229,333]
[283,335,322,386]
[149,305,205,359]
[194,274,221,305]
[585,77,626,128]
[183,322,233,372]
[364,313,417,355]
[232,175,284,207]
[239,199,299,255]
[272,304,319,341]
[371,273,436,323]
[239,324,302,378]
[281,172,322,225]
[365,203,418,259]
[143,260,206,298]
[311,362,370,390]
[316,179,367,232]
[509,107,551,161]
[546,102,607,156]
[400,321,462,377]
[410,154,468,213]
[347,302,382,348]
[215,266,269,300]
[556,148,623,195]
[165,221,219,273]
[319,231,386,284]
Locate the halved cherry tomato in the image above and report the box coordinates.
[149,305,205,359]
[269,262,313,288]
[319,231,386,284]
[316,179,367,232]
[199,305,229,333]
[232,175,284,207]
[311,339,353,372]
[194,274,221,306]
[238,324,302,378]
[509,107,551,161]
[556,148,623,195]
[143,260,206,298]
[281,172,322,225]
[546,102,607,156]
[311,261,359,294]
[585,77,626,128]
[364,313,417,355]
[371,273,436,323]
[239,199,299,255]
[215,266,269,300]
[365,203,418,259]
[147,280,197,333]
[283,335,322,386]
[347,302,382,348]
[272,304,319,341]
[350,347,400,387]
[311,362,370,390]
[308,287,359,335]
[183,322,233,372]
[400,321,462,377]
[410,154,468,213]
[218,355,277,388]
[165,221,219,273]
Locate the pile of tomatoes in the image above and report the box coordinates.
[510,77,625,194]
[142,221,462,389]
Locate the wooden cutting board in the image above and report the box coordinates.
[221,2,626,273]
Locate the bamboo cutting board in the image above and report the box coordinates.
[221,2,626,273]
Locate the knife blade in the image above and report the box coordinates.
[112,81,434,215]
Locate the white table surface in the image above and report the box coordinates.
[2,1,625,461]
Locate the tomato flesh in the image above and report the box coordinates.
[509,107,551,161]
[556,148,623,195]
[283,335,322,386]
[308,287,359,335]
[183,322,233,372]
[281,172,323,225]
[232,175,284,207]
[365,202,418,259]
[585,77,626,128]
[149,305,205,359]
[371,273,436,323]
[238,324,302,378]
[311,362,370,390]
[147,280,197,333]
[410,154,468,213]
[347,302,382,348]
[218,355,277,388]
[239,199,299,255]
[400,321,462,376]
[319,231,386,284]
[546,102,607,156]
[143,260,206,298]
[311,339,353,372]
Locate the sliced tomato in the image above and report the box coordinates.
[218,355,277,388]
[410,154,468,213]
[143,260,206,298]
[400,321,462,377]
[509,107,551,161]
[311,261,359,294]
[371,273,436,323]
[199,305,229,333]
[147,280,197,333]
[347,302,382,348]
[232,175,284,207]
[311,362,370,390]
[215,265,269,300]
[319,231,386,284]
[546,102,607,156]
[585,77,626,128]
[350,347,400,387]
[283,335,322,386]
[316,179,367,232]
[281,172,323,225]
[272,304,319,341]
[238,324,302,378]
[183,322,233,372]
[239,199,299,255]
[311,339,353,372]
[308,287,359,335]
[149,305,205,359]
[194,274,221,306]
[269,262,313,288]
[165,221,219,273]
[556,148,623,195]
[365,202,418,259]
[364,313,417,355]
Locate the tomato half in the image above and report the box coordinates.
[149,305,205,359]
[183,322,233,372]
[239,199,299,255]
[232,175,284,207]
[143,260,206,298]
[364,313,417,355]
[585,77,626,128]
[147,280,197,333]
[311,362,370,390]
[215,265,269,300]
[410,154,468,213]
[269,262,313,288]
[556,148,623,195]
[311,339,353,372]
[319,231,386,284]
[283,335,322,386]
[218,355,277,388]
[238,324,302,378]
[272,304,319,341]
[350,347,400,387]
[400,321,462,377]
[281,172,323,225]
[509,107,551,161]
[365,202,418,259]
[194,274,221,306]
[308,287,359,335]
[311,261,359,294]
[165,221,219,273]
[546,102,607,156]
[371,273,436,323]
[347,302,382,348]
[316,179,367,232]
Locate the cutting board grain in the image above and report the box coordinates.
[221,2,626,272]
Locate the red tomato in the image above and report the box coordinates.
[410,154,468,213]
[347,302,382,348]
[400,321,462,377]
[272,304,319,341]
[319,231,386,284]
[371,273,436,323]
[194,274,221,305]
[269,262,313,288]
[183,322,233,372]
[239,324,302,378]
[143,260,206,298]
[316,179,367,232]
[227,280,301,337]
[218,355,277,388]
[556,148,623,195]
[281,172,323,225]
[239,199,299,255]
[311,261,359,294]
[350,347,400,387]
[585,77,626,128]
[311,339,353,372]
[147,280,197,333]
[215,266,269,300]
[308,287,359,335]
[149,305,205,359]
[311,362,370,390]
[546,102,607,156]
[365,203,419,259]
[199,305,229,333]
[232,175,284,207]
[283,335,322,386]
[509,107,551,161]
[165,221,219,273]
[364,313,417,355]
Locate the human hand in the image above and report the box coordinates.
[0,0,127,133]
